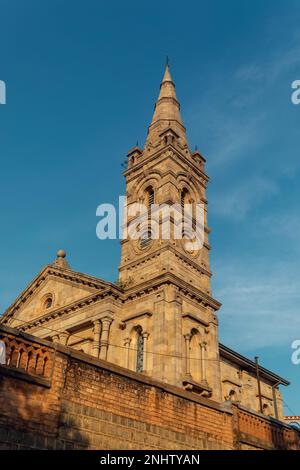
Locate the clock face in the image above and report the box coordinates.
[129,229,154,255]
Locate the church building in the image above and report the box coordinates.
[0,64,289,422]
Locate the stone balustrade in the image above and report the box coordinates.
[0,326,54,380]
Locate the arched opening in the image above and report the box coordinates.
[139,186,155,249]
[25,351,32,372]
[42,356,48,376]
[145,186,154,209]
[128,325,145,373]
[227,389,238,402]
[262,403,272,416]
[43,295,53,310]
[181,188,189,211]
[181,188,195,235]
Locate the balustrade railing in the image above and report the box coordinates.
[0,330,54,379]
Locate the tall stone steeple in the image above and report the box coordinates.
[150,63,182,124]
[118,63,222,399]
[120,62,211,296]
[145,63,188,149]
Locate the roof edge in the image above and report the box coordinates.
[219,343,289,386]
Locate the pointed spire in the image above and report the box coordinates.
[150,63,182,125]
[161,61,172,83]
[146,62,187,147]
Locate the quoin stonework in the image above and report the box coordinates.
[0,64,299,450]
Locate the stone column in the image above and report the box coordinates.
[59,331,70,346]
[207,314,222,401]
[92,320,101,358]
[124,337,131,369]
[200,341,207,381]
[153,285,183,385]
[142,331,150,373]
[99,316,113,360]
[184,333,192,377]
[51,334,60,343]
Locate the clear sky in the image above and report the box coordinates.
[0,0,300,413]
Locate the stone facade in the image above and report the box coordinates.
[0,64,289,426]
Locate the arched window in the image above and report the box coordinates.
[228,389,237,402]
[181,187,197,237]
[44,295,53,309]
[136,327,144,373]
[140,186,154,250]
[181,188,189,211]
[181,188,194,234]
[145,186,154,209]
[262,403,271,416]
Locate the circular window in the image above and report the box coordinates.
[44,297,53,309]
[42,295,53,310]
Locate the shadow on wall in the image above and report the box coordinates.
[0,370,89,450]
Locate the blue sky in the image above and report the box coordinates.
[0,0,300,413]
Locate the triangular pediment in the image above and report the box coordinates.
[0,265,113,326]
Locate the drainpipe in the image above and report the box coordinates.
[272,380,281,420]
[255,356,263,414]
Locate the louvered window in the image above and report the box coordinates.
[145,186,154,209]
[140,230,152,249]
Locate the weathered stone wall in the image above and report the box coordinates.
[220,358,284,419]
[0,325,299,450]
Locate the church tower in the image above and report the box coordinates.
[119,64,211,294]
[1,62,288,417]
[118,64,222,400]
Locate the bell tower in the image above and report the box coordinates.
[119,63,212,298]
[118,64,222,401]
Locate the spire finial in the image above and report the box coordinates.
[146,61,188,148]
[150,62,180,122]
[57,249,66,258]
[161,59,173,84]
[53,249,70,270]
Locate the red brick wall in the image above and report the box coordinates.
[0,325,299,450]
[235,407,300,450]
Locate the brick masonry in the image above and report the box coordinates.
[0,325,299,450]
